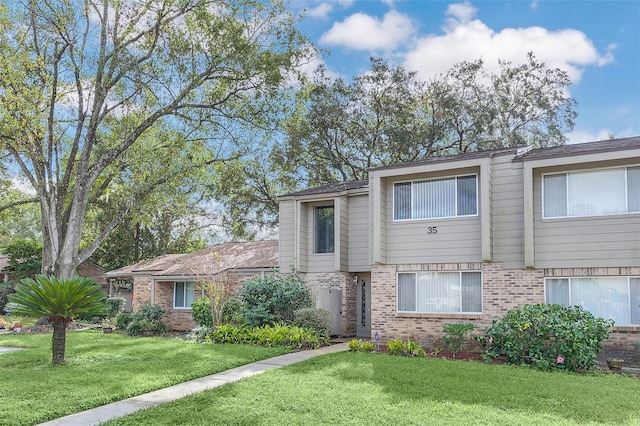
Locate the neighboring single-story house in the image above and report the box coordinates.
[104,240,279,330]
[1,254,106,288]
[278,136,640,364]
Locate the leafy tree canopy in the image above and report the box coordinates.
[0,0,310,278]
[217,54,577,237]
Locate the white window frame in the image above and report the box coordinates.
[173,281,196,309]
[396,271,483,314]
[393,174,478,222]
[544,276,640,326]
[542,165,640,219]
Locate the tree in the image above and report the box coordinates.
[0,0,309,278]
[285,54,576,185]
[1,238,42,279]
[0,176,40,247]
[8,275,108,364]
[213,54,577,238]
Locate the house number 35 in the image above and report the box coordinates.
[427,226,438,234]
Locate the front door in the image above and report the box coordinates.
[356,273,371,338]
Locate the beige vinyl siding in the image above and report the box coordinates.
[278,201,296,272]
[298,202,309,272]
[386,218,482,263]
[533,169,640,268]
[306,202,336,272]
[491,158,525,268]
[338,197,349,270]
[385,176,481,264]
[348,194,371,271]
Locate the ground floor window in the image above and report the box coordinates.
[174,281,196,309]
[545,277,640,325]
[397,271,482,314]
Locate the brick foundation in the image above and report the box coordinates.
[370,262,640,366]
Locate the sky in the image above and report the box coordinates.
[290,0,640,144]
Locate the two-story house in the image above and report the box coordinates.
[278,137,640,361]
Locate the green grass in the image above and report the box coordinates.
[0,330,288,425]
[107,352,640,426]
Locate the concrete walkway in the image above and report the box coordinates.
[37,342,349,426]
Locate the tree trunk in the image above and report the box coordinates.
[51,319,68,365]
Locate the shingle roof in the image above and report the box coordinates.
[514,136,640,161]
[279,180,368,197]
[369,147,518,172]
[103,240,279,279]
[278,137,640,199]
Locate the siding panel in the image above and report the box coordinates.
[278,201,295,271]
[533,169,640,268]
[491,158,525,268]
[348,195,371,271]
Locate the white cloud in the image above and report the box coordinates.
[319,10,415,50]
[307,3,333,19]
[404,1,614,84]
[381,0,395,7]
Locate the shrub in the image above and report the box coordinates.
[386,338,425,357]
[105,297,126,318]
[238,274,311,327]
[126,304,168,336]
[222,297,243,324]
[348,339,376,352]
[115,312,133,330]
[191,297,213,327]
[481,303,614,371]
[442,322,475,358]
[294,307,332,337]
[202,323,327,349]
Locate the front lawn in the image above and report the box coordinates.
[107,352,640,425]
[0,330,288,425]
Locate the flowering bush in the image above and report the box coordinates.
[480,304,613,371]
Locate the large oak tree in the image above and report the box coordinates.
[0,0,309,277]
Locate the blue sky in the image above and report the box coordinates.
[290,0,640,144]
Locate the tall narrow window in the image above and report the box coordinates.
[314,205,334,253]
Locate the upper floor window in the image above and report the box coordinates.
[397,271,482,314]
[394,175,477,220]
[543,166,640,218]
[174,281,195,309]
[314,205,334,253]
[546,277,640,325]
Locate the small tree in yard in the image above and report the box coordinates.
[239,273,311,327]
[190,253,234,327]
[8,275,108,364]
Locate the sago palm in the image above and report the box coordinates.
[8,275,108,364]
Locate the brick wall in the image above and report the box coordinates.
[300,271,357,336]
[370,262,640,366]
[132,270,273,331]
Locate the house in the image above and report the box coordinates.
[104,240,279,330]
[278,136,640,363]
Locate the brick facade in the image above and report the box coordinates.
[370,262,640,366]
[299,271,358,336]
[133,270,271,331]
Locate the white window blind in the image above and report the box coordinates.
[543,166,640,218]
[545,277,640,325]
[397,271,482,314]
[394,175,477,220]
